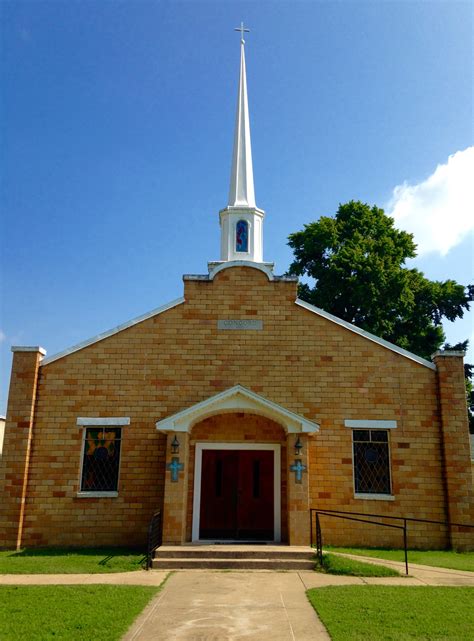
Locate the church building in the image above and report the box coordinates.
[1,31,473,552]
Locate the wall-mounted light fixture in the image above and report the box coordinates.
[171,435,180,455]
[295,436,303,456]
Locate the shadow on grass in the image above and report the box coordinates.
[9,547,143,558]
[5,547,148,568]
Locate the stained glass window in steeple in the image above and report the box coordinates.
[236,219,249,252]
[80,427,122,492]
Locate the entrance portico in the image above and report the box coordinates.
[193,442,280,542]
[156,385,319,546]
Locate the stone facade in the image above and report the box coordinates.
[1,265,473,550]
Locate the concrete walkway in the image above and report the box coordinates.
[0,570,170,586]
[122,571,330,641]
[1,563,473,641]
[328,552,474,586]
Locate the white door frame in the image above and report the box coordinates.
[192,442,281,543]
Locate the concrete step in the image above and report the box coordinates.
[151,557,316,570]
[152,545,316,570]
[154,545,314,561]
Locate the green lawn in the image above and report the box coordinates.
[315,553,400,577]
[327,546,474,572]
[0,585,159,641]
[0,547,146,574]
[307,586,474,641]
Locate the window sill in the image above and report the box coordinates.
[354,493,395,501]
[76,491,118,498]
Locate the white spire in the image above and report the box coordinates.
[213,24,268,269]
[228,32,256,208]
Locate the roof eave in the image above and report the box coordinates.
[295,298,436,371]
[41,297,186,366]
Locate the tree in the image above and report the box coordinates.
[287,200,473,362]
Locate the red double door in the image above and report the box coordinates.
[199,449,274,540]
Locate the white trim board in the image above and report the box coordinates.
[207,260,275,281]
[77,417,130,426]
[295,299,436,370]
[192,442,281,543]
[345,420,397,429]
[41,297,185,366]
[11,346,47,355]
[156,385,319,434]
[354,493,395,501]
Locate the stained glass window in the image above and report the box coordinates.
[236,220,249,252]
[353,429,391,495]
[80,427,122,492]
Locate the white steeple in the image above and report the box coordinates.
[228,31,256,208]
[216,24,266,265]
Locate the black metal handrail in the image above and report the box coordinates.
[310,508,474,575]
[146,510,162,570]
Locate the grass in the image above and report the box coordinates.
[0,547,147,574]
[327,546,474,572]
[315,552,400,576]
[0,584,159,641]
[307,586,474,641]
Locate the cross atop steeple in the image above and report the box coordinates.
[234,22,250,44]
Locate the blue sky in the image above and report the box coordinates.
[1,1,473,415]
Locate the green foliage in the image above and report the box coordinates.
[326,547,474,572]
[307,586,474,641]
[0,585,159,641]
[288,201,472,361]
[315,552,399,576]
[0,547,146,574]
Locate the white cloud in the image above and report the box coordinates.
[386,147,474,256]
[0,330,5,344]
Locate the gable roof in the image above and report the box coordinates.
[156,384,320,434]
[295,298,436,370]
[41,297,185,366]
[39,291,435,371]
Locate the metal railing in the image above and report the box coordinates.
[146,510,162,570]
[310,508,474,575]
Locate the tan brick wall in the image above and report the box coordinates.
[2,266,472,549]
[433,352,474,550]
[162,433,189,545]
[0,349,43,549]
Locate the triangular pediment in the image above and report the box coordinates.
[155,385,319,434]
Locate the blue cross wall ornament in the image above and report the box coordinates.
[167,457,184,483]
[290,459,306,484]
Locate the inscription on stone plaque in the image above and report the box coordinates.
[217,319,263,330]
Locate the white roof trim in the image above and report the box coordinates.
[208,260,275,281]
[11,346,47,356]
[295,299,436,370]
[42,297,185,366]
[345,419,397,429]
[77,417,130,426]
[156,384,319,434]
[432,350,465,358]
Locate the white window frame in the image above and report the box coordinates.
[76,417,129,498]
[345,420,396,501]
[192,442,281,543]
